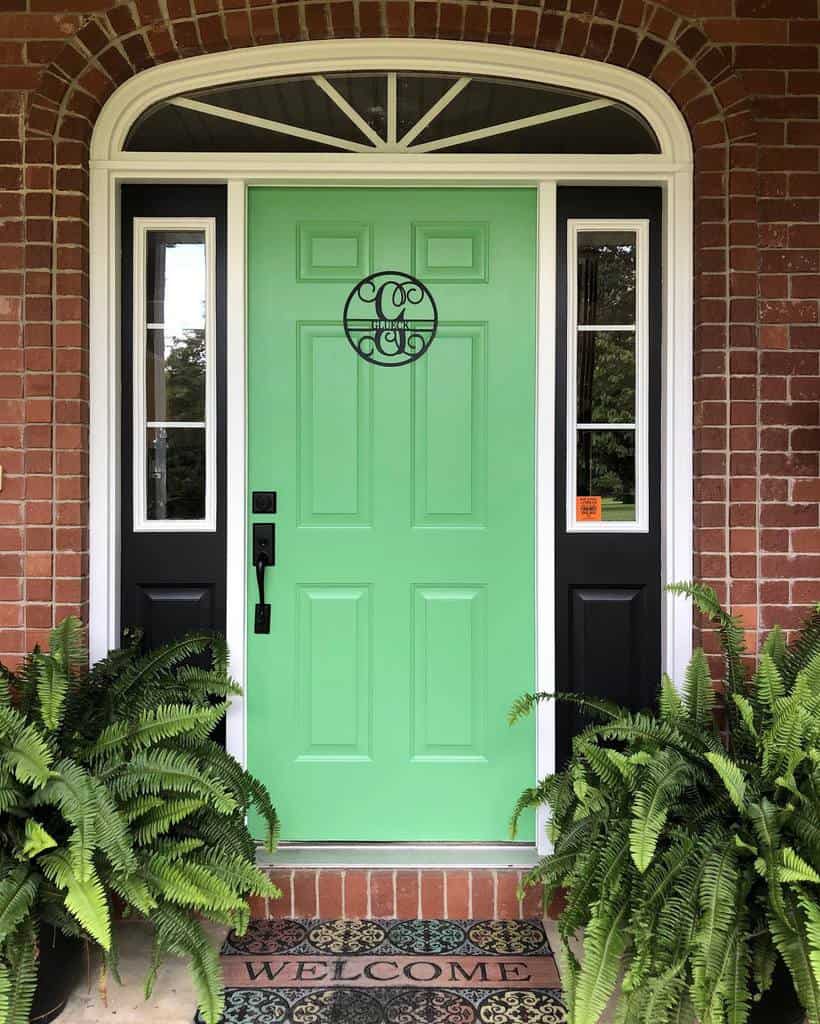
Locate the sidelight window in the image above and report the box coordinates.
[566,221,649,532]
[132,219,216,531]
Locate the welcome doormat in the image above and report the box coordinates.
[201,918,567,1023]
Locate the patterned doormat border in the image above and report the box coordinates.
[200,918,567,1023]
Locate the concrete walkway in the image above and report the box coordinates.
[60,922,224,1024]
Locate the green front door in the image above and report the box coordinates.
[247,188,536,842]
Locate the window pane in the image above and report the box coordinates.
[124,72,660,155]
[146,427,206,521]
[577,231,636,325]
[146,230,206,329]
[576,331,635,424]
[576,429,636,523]
[146,328,206,422]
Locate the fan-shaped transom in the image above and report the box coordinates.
[125,70,660,155]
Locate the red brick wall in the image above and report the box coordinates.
[0,0,817,669]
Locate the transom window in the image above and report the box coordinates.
[125,71,660,155]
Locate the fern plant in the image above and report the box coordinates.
[0,619,280,1024]
[511,582,820,1024]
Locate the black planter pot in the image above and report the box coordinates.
[30,927,85,1024]
[749,960,806,1024]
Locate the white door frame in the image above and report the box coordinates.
[88,39,694,863]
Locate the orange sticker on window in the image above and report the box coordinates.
[576,496,602,522]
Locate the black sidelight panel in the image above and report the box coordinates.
[570,587,648,710]
[135,586,214,650]
[555,187,663,768]
[120,185,227,739]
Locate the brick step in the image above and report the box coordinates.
[250,869,557,921]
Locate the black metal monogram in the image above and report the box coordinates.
[343,271,438,367]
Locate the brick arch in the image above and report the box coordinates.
[18,0,758,658]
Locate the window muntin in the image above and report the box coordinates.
[567,221,649,532]
[124,71,660,155]
[133,220,216,531]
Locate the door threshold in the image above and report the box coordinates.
[258,842,540,869]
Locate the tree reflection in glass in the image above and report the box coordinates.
[575,231,637,523]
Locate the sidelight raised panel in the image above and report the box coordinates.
[297,324,372,527]
[297,222,372,281]
[412,222,489,282]
[412,585,487,761]
[571,587,645,709]
[296,585,372,761]
[135,585,213,649]
[412,324,487,527]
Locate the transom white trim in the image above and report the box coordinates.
[91,40,692,164]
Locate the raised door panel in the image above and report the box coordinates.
[297,222,372,281]
[412,325,487,527]
[297,324,373,527]
[296,585,372,761]
[412,585,487,761]
[413,222,489,282]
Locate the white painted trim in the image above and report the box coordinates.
[565,218,649,534]
[225,180,248,768]
[90,40,692,165]
[410,98,613,154]
[399,76,470,147]
[89,168,121,659]
[131,217,217,533]
[535,182,557,856]
[170,97,375,154]
[663,171,694,689]
[87,38,695,857]
[312,74,385,149]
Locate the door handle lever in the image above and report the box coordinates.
[252,523,275,634]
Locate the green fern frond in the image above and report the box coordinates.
[0,708,53,788]
[705,752,747,811]
[732,695,758,741]
[799,894,820,998]
[783,604,820,689]
[668,581,747,694]
[3,918,37,1024]
[152,905,224,1024]
[89,703,226,762]
[630,751,695,872]
[761,625,787,673]
[39,850,111,951]
[508,689,622,726]
[571,901,627,1024]
[755,653,786,718]
[683,648,715,731]
[0,868,38,945]
[131,798,206,845]
[48,616,86,672]
[778,847,820,885]
[20,819,56,860]
[769,889,820,1024]
[110,750,237,815]
[33,655,69,732]
[660,673,685,722]
[749,799,788,926]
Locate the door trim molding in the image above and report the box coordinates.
[89,39,694,858]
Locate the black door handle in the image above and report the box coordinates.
[252,523,275,634]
